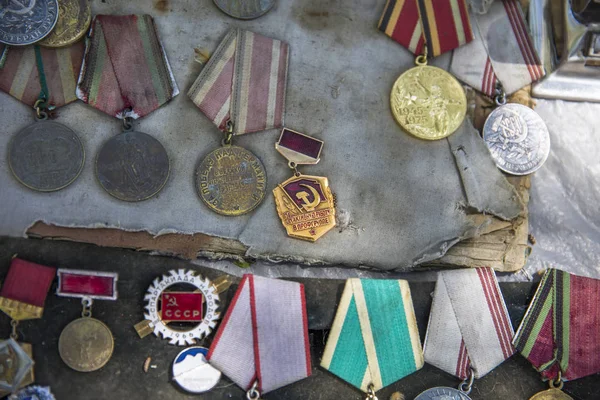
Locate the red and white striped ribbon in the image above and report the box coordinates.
[450,0,544,97]
[423,268,514,379]
[207,275,311,394]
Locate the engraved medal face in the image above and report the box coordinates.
[58,317,114,372]
[414,387,472,400]
[0,0,59,45]
[39,0,91,47]
[196,145,267,216]
[96,131,170,202]
[391,65,467,140]
[8,120,84,192]
[529,388,573,400]
[273,174,336,242]
[172,347,221,394]
[483,103,550,175]
[213,0,275,19]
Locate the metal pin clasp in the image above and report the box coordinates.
[288,161,301,177]
[246,380,261,400]
[81,297,93,318]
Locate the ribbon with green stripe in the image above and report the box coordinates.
[321,279,424,393]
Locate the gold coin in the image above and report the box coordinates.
[529,388,573,400]
[39,0,92,48]
[58,317,114,372]
[196,145,267,216]
[390,65,467,140]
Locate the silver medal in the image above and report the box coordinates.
[172,347,221,393]
[415,387,472,400]
[0,0,59,46]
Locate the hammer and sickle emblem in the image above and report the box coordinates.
[296,184,321,212]
[0,0,36,17]
[166,295,178,308]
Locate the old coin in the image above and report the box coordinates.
[96,131,170,202]
[8,120,84,191]
[58,317,114,372]
[529,388,573,400]
[0,0,59,46]
[196,145,266,216]
[39,0,91,47]
[414,387,472,400]
[213,0,275,19]
[390,65,466,140]
[483,103,550,175]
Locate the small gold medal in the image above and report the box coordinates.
[39,0,92,48]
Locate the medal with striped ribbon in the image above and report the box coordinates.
[189,29,289,216]
[321,279,423,399]
[514,269,600,400]
[417,267,515,399]
[208,275,311,399]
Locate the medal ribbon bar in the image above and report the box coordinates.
[275,128,323,165]
[207,275,311,394]
[513,269,600,381]
[321,279,423,393]
[56,269,118,301]
[424,268,514,379]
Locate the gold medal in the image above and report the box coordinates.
[390,52,466,140]
[529,388,573,400]
[58,317,114,372]
[39,0,91,48]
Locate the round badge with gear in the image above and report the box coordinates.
[135,270,222,346]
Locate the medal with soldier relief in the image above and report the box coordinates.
[273,128,336,242]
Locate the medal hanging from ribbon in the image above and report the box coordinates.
[0,258,56,395]
[77,14,179,202]
[273,128,336,242]
[208,275,311,398]
[55,269,118,373]
[378,0,470,140]
[417,267,515,400]
[514,269,600,400]
[188,28,289,216]
[1,42,86,192]
[321,279,423,399]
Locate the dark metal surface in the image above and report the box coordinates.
[96,131,170,202]
[0,237,598,400]
[212,0,275,20]
[0,0,59,45]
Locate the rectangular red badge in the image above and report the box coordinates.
[57,269,118,300]
[1,258,56,307]
[161,292,203,322]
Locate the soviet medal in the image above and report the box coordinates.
[172,347,221,394]
[213,0,275,20]
[39,0,91,48]
[0,258,56,395]
[8,385,56,400]
[56,269,118,372]
[0,0,59,46]
[134,270,230,346]
[76,15,178,201]
[273,128,336,242]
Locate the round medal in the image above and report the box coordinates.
[39,0,92,48]
[483,103,550,175]
[196,145,267,216]
[414,387,472,400]
[58,317,114,372]
[96,131,170,202]
[0,0,59,46]
[213,0,275,19]
[390,65,467,140]
[172,347,221,393]
[8,120,84,192]
[529,388,573,400]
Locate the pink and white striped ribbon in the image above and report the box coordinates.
[207,275,311,394]
[450,0,544,97]
[423,268,515,379]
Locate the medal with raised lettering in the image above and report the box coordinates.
[514,269,600,400]
[1,43,86,192]
[0,258,56,396]
[134,270,230,346]
[273,128,336,242]
[0,0,58,46]
[189,29,289,216]
[321,279,424,400]
[76,15,178,201]
[39,0,91,48]
[56,269,118,372]
[379,0,472,140]
[417,268,515,400]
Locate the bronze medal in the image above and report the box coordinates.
[58,317,114,372]
[8,120,85,192]
[529,388,573,400]
[39,0,92,48]
[96,130,170,202]
[196,145,267,216]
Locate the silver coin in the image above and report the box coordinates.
[0,0,59,46]
[415,387,472,400]
[8,120,84,191]
[172,347,221,394]
[213,0,275,19]
[96,131,170,202]
[483,103,550,176]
